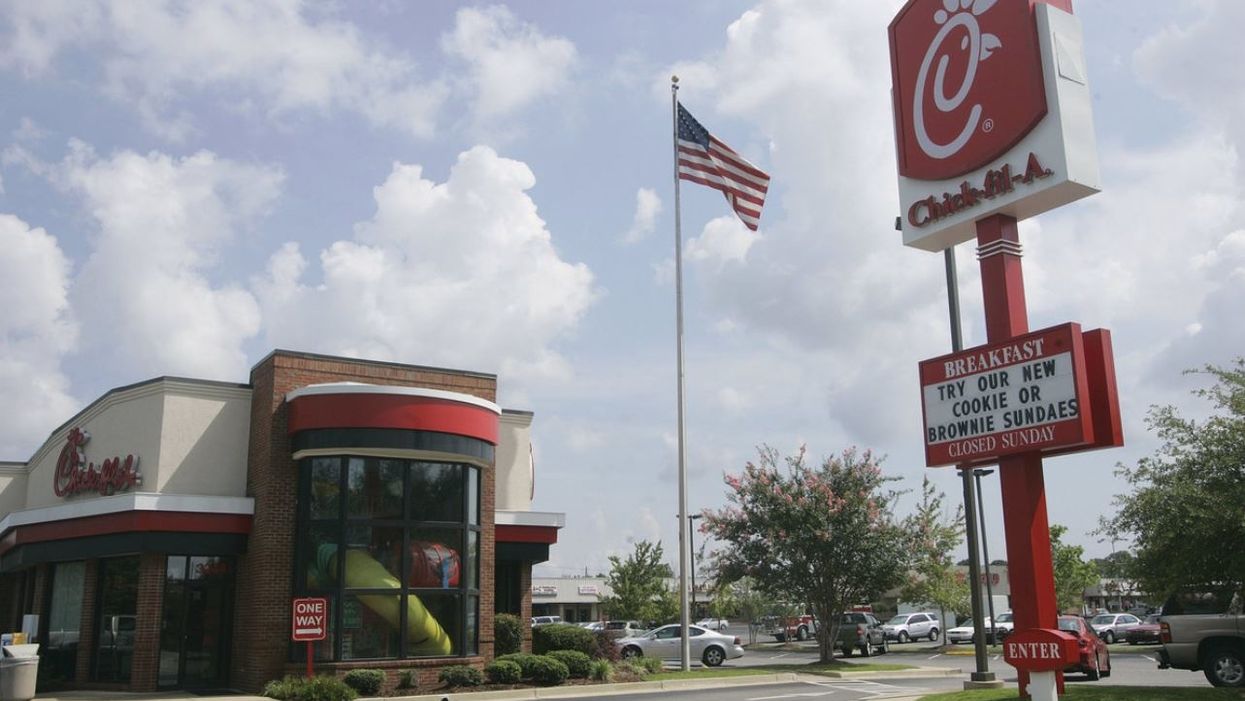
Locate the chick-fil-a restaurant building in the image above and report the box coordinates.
[0,350,562,693]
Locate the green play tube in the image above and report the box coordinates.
[318,544,453,655]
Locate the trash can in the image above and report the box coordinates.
[0,644,39,701]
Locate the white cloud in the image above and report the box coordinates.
[0,214,79,457]
[686,215,757,268]
[622,187,662,244]
[442,5,576,120]
[0,0,447,140]
[50,142,284,380]
[254,145,597,392]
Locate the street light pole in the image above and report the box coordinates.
[974,468,997,643]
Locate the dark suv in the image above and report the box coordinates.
[837,612,889,657]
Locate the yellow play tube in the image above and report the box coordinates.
[318,545,452,655]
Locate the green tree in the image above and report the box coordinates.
[598,540,678,625]
[1100,359,1245,603]
[703,445,908,662]
[1051,524,1097,613]
[899,477,969,642]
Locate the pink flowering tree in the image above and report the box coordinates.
[703,445,907,662]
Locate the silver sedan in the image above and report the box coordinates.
[618,624,745,667]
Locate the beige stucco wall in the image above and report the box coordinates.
[19,379,251,511]
[0,467,29,520]
[495,410,533,511]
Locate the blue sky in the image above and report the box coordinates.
[1,0,1242,577]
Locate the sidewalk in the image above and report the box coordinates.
[28,666,965,701]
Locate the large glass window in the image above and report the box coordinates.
[93,555,140,682]
[42,561,85,685]
[295,457,481,660]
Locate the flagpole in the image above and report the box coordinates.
[671,74,691,672]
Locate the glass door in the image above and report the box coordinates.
[160,556,234,689]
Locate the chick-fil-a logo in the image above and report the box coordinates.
[890,0,1050,180]
[53,427,142,498]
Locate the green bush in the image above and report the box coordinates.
[637,655,663,674]
[588,659,613,682]
[342,669,384,696]
[494,652,541,677]
[262,675,358,701]
[485,659,522,684]
[532,622,594,655]
[495,613,523,655]
[545,650,591,678]
[395,670,416,690]
[438,665,483,688]
[527,656,569,685]
[588,630,620,661]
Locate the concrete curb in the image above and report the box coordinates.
[381,672,803,701]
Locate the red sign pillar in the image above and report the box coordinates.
[975,214,1061,695]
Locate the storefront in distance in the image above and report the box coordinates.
[0,350,562,693]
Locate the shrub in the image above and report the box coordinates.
[485,659,522,684]
[588,659,613,682]
[546,650,591,678]
[494,652,541,677]
[395,670,416,690]
[437,665,483,688]
[588,630,620,661]
[637,655,663,674]
[342,669,384,696]
[495,613,523,655]
[527,656,569,685]
[262,675,358,701]
[533,623,594,655]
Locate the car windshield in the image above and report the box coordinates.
[1091,615,1115,625]
[996,613,1013,622]
[1058,618,1081,633]
[886,616,908,625]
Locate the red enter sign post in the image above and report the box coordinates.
[291,597,327,677]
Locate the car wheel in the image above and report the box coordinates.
[879,637,889,654]
[1203,646,1245,687]
[1086,652,1100,681]
[702,646,725,667]
[797,626,809,641]
[861,641,873,657]
[898,631,910,644]
[1103,630,1115,644]
[929,628,939,642]
[840,645,854,658]
[621,646,642,660]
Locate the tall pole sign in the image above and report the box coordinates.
[889,1,1122,698]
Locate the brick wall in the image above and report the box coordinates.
[130,553,166,689]
[233,350,498,692]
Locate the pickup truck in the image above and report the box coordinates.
[1158,613,1245,687]
[836,611,889,657]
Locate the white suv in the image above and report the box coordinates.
[882,612,940,642]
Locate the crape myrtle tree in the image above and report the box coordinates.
[599,539,680,625]
[1100,359,1245,603]
[899,476,968,643]
[703,445,908,663]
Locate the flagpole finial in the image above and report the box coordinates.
[672,75,679,85]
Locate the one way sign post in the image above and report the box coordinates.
[292,597,327,678]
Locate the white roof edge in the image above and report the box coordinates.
[285,383,501,414]
[496,510,565,528]
[0,493,255,533]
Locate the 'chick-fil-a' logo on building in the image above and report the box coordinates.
[53,427,142,498]
[890,0,1050,180]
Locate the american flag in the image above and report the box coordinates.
[677,103,770,231]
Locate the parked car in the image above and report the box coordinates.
[579,621,604,631]
[531,615,562,626]
[1124,614,1162,645]
[696,617,730,631]
[602,620,645,639]
[837,612,889,657]
[618,624,745,667]
[1058,615,1112,680]
[882,612,940,642]
[992,611,1016,640]
[1090,612,1142,644]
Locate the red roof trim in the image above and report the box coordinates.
[0,511,253,556]
[496,524,559,545]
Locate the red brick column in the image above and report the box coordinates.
[129,553,166,690]
[74,560,98,684]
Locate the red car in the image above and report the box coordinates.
[1124,614,1162,645]
[1057,615,1112,680]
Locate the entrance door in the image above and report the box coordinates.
[159,556,234,689]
